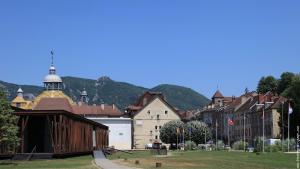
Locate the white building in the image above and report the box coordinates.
[88,117,132,150]
[72,89,132,150]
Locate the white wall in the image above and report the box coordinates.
[88,117,132,150]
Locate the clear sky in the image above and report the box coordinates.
[0,0,299,98]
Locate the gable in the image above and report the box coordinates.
[134,97,180,119]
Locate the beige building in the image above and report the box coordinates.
[197,90,284,146]
[126,92,181,149]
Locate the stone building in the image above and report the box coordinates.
[197,90,284,146]
[125,91,181,149]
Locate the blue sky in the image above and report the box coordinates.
[0,0,299,98]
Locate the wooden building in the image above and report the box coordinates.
[10,58,109,157]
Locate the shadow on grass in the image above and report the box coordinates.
[0,161,18,166]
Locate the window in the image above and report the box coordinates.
[155,135,158,139]
[147,110,151,115]
[16,103,21,108]
[157,115,160,120]
[159,126,162,129]
[155,126,158,129]
[165,110,168,115]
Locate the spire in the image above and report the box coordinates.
[44,51,63,90]
[17,87,23,97]
[49,50,56,75]
[212,90,224,99]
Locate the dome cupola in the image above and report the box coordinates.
[43,51,63,90]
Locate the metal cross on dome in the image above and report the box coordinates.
[50,50,54,66]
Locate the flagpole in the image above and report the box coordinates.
[263,108,265,153]
[288,106,290,152]
[281,101,284,151]
[183,128,185,151]
[244,112,246,152]
[177,128,179,150]
[227,116,230,147]
[189,127,191,150]
[216,120,218,150]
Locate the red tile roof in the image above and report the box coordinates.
[33,98,123,117]
[212,90,224,98]
[34,98,73,112]
[72,104,123,117]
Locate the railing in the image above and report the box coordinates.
[26,146,36,161]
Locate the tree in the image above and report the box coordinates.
[0,88,19,153]
[185,121,212,145]
[160,120,185,144]
[257,76,278,94]
[277,72,295,95]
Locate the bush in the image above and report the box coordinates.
[282,138,296,152]
[265,140,281,152]
[254,137,263,152]
[232,140,248,150]
[184,140,197,150]
[216,140,225,150]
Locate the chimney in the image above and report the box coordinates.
[112,104,115,110]
[101,103,105,110]
[232,95,236,101]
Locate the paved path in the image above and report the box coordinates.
[93,150,134,169]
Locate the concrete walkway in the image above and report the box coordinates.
[93,150,134,169]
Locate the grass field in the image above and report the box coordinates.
[0,155,99,169]
[109,150,298,169]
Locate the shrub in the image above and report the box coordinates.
[216,140,225,150]
[184,140,197,150]
[282,138,296,152]
[232,140,248,150]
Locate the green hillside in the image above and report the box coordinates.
[0,76,209,110]
[150,84,210,110]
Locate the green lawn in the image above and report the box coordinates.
[0,155,99,169]
[109,150,298,169]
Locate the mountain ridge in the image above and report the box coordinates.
[0,76,210,110]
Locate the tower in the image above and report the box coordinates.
[43,51,63,90]
[80,88,88,103]
[17,87,23,97]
